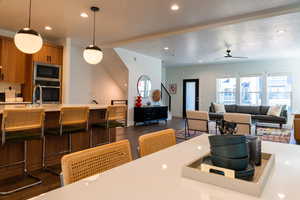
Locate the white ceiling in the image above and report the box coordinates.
[0,0,299,44]
[0,0,299,67]
[122,11,300,67]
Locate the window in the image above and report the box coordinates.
[240,76,262,105]
[267,75,292,112]
[216,78,236,104]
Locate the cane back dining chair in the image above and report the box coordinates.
[61,139,132,185]
[139,129,176,157]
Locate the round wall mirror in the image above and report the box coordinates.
[137,75,152,98]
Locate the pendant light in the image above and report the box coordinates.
[14,0,43,54]
[83,6,103,65]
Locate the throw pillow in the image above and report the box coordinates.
[267,106,282,117]
[213,103,226,113]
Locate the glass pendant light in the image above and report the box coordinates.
[14,0,43,54]
[83,6,103,65]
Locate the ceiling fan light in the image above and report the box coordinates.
[83,45,103,65]
[14,28,43,54]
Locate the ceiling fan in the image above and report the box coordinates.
[224,49,248,59]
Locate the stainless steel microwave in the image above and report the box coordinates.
[34,62,61,82]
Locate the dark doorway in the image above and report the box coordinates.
[183,79,199,117]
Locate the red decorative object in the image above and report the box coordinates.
[135,96,142,107]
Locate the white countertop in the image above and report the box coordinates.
[0,104,108,113]
[0,102,32,105]
[29,135,300,200]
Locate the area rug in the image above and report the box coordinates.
[175,127,291,144]
[256,127,291,144]
[175,129,204,140]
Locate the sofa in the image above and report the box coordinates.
[209,104,288,128]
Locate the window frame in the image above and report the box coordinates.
[266,73,293,112]
[239,75,263,106]
[216,77,237,105]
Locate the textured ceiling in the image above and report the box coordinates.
[122,11,300,67]
[0,0,299,44]
[0,0,299,66]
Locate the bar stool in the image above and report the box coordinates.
[91,105,127,147]
[0,108,45,195]
[43,106,89,175]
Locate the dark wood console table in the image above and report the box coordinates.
[134,106,168,126]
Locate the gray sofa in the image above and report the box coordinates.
[209,104,288,128]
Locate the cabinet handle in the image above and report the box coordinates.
[1,73,4,80]
[49,56,52,63]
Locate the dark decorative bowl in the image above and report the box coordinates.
[211,143,249,159]
[208,135,246,147]
[235,164,255,181]
[211,155,249,171]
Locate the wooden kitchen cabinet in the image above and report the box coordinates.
[33,43,63,65]
[0,37,27,84]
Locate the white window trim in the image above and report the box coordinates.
[216,77,237,105]
[266,73,293,112]
[239,75,263,106]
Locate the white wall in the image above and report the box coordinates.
[166,59,300,117]
[116,48,162,126]
[63,39,126,105]
[91,65,126,105]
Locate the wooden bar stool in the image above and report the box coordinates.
[91,105,127,147]
[43,106,89,175]
[0,108,45,195]
[61,140,132,185]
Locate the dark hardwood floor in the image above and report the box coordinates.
[0,118,185,200]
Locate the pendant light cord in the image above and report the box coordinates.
[28,0,32,28]
[93,9,96,45]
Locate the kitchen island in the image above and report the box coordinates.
[29,135,300,200]
[0,104,114,179]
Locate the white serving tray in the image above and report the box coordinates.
[182,153,275,197]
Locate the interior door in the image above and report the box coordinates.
[183,79,199,117]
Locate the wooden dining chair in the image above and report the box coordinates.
[224,113,252,135]
[61,139,132,185]
[139,129,176,157]
[0,108,45,195]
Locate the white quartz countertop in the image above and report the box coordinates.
[0,104,108,113]
[0,102,32,105]
[29,135,300,200]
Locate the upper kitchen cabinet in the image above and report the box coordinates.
[33,43,63,65]
[0,36,27,84]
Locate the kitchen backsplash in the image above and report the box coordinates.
[0,82,21,94]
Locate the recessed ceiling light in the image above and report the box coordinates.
[164,47,169,50]
[80,12,89,18]
[171,4,180,11]
[198,59,203,63]
[44,26,52,30]
[277,29,286,34]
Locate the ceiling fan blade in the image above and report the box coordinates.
[231,56,248,59]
